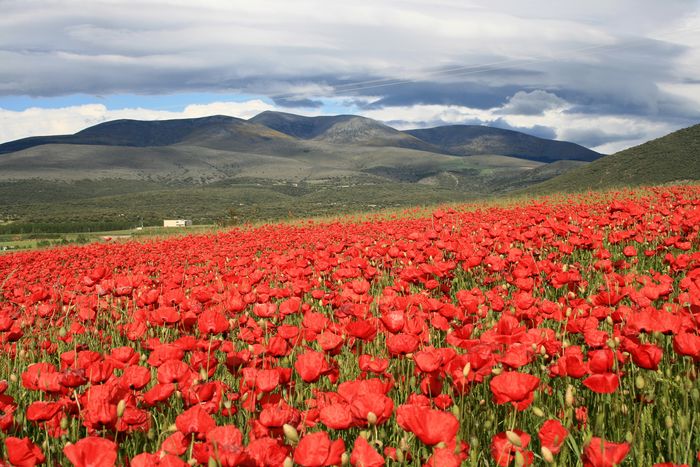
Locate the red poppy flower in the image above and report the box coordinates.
[385,333,419,356]
[538,419,568,454]
[63,437,117,467]
[295,350,327,383]
[157,359,192,385]
[396,404,459,446]
[582,437,630,467]
[582,373,619,394]
[175,405,216,438]
[350,393,394,426]
[358,355,389,374]
[120,365,151,390]
[143,383,176,406]
[628,343,663,370]
[197,309,229,335]
[490,372,540,410]
[491,430,534,467]
[350,436,384,467]
[247,437,291,466]
[319,403,353,430]
[26,401,63,422]
[424,447,463,467]
[130,452,188,467]
[673,333,700,361]
[5,436,45,467]
[293,431,345,467]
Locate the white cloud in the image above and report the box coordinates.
[0,100,282,143]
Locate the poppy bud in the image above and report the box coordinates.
[625,431,634,444]
[60,416,69,431]
[665,415,673,429]
[635,375,645,390]
[167,423,178,432]
[435,441,446,449]
[506,430,522,447]
[679,415,689,430]
[399,437,409,451]
[605,316,613,326]
[188,459,197,466]
[58,327,67,338]
[462,362,471,378]
[341,452,350,466]
[451,405,460,419]
[470,436,479,448]
[282,424,299,444]
[199,367,208,381]
[117,399,126,418]
[147,428,156,441]
[9,374,17,383]
[491,367,502,375]
[19,349,27,360]
[541,446,555,463]
[209,457,219,467]
[367,411,378,426]
[359,430,371,440]
[532,406,544,417]
[692,388,700,402]
[140,353,147,362]
[395,449,405,463]
[282,457,293,467]
[565,385,575,406]
[514,451,526,467]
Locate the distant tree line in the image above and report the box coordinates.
[0,221,139,234]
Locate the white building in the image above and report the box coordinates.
[163,219,192,228]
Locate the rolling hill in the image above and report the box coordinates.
[406,125,601,163]
[529,123,700,193]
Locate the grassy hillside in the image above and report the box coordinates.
[406,125,602,162]
[530,123,700,193]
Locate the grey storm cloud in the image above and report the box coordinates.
[0,0,699,150]
[496,90,568,116]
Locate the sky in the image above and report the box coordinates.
[1,0,699,153]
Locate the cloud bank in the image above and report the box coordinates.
[0,0,698,151]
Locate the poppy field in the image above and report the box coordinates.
[1,185,699,466]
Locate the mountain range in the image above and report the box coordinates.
[5,111,693,230]
[0,111,601,185]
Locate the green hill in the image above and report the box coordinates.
[406,125,601,163]
[529,123,700,193]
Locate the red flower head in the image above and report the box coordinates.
[350,436,384,467]
[175,405,216,438]
[295,350,328,383]
[63,437,117,467]
[582,437,630,467]
[490,372,540,410]
[293,431,346,467]
[5,437,45,467]
[538,419,568,455]
[582,373,619,394]
[491,430,534,467]
[396,404,459,446]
